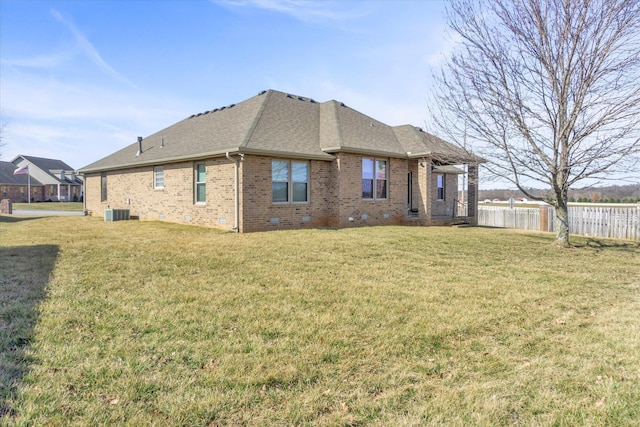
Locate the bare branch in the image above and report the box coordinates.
[430,0,640,244]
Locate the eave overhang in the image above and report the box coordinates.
[78,148,335,174]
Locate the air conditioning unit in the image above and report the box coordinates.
[104,209,130,222]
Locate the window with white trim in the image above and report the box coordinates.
[362,158,387,200]
[272,160,308,203]
[195,163,206,203]
[154,166,164,189]
[436,174,445,200]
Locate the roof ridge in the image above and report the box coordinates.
[388,122,405,155]
[240,90,272,148]
[23,154,63,162]
[392,124,431,156]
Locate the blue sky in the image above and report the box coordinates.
[1,0,452,171]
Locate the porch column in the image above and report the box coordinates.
[417,158,430,222]
[425,160,432,222]
[467,164,479,225]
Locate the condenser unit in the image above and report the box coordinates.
[104,209,130,222]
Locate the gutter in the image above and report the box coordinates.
[78,147,334,174]
[79,172,87,215]
[321,146,416,159]
[226,152,244,232]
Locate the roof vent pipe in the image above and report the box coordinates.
[136,136,143,156]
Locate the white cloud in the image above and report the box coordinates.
[211,0,369,26]
[0,1,451,170]
[0,68,191,168]
[50,9,136,88]
[1,52,74,69]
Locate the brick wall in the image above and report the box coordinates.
[84,159,236,230]
[84,154,478,232]
[240,155,337,232]
[333,153,409,228]
[83,173,101,214]
[404,160,430,226]
[0,198,12,214]
[0,185,33,203]
[1,184,47,203]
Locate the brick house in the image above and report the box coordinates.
[1,156,84,203]
[79,90,482,232]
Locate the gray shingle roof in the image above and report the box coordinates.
[0,161,44,186]
[12,155,83,185]
[79,89,480,173]
[19,155,75,172]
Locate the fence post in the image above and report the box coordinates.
[539,205,549,232]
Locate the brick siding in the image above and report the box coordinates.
[0,183,82,203]
[84,154,476,232]
[85,159,236,230]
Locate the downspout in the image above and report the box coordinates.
[80,173,87,215]
[226,152,244,232]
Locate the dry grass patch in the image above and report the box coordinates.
[1,215,639,425]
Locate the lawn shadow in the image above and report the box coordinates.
[507,230,639,253]
[0,245,58,419]
[577,237,640,252]
[0,215,44,223]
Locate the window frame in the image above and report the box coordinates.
[436,174,445,201]
[101,172,107,202]
[194,163,206,204]
[271,160,309,204]
[154,166,164,189]
[362,157,388,200]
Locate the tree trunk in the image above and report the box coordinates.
[555,198,570,246]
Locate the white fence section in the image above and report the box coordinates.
[478,204,640,241]
[567,205,639,241]
[478,206,541,231]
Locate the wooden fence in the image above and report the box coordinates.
[478,204,640,241]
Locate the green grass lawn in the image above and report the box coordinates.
[1,216,639,426]
[12,202,83,211]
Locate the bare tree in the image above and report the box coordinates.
[431,0,640,245]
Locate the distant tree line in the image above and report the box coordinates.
[479,184,640,204]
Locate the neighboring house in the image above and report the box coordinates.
[0,161,45,202]
[79,89,483,233]
[3,156,84,202]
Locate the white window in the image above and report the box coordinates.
[272,160,308,203]
[154,166,164,189]
[362,158,388,200]
[195,163,206,203]
[437,174,445,200]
